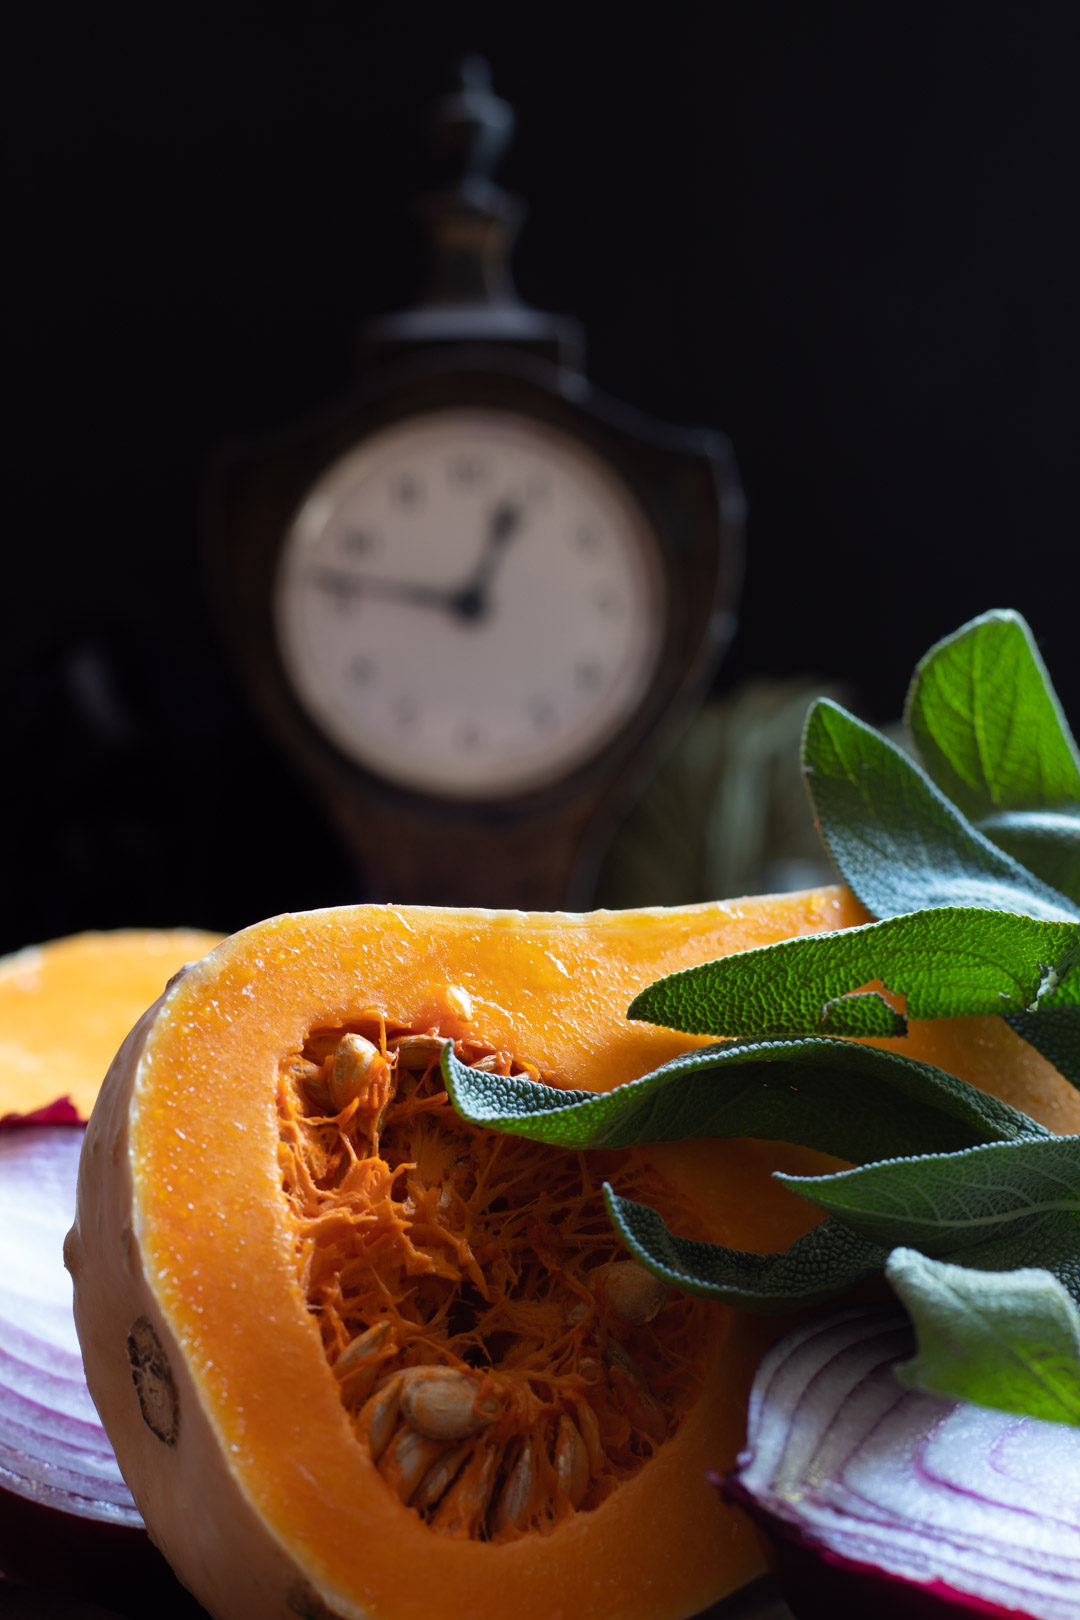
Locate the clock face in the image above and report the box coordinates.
[274,408,667,798]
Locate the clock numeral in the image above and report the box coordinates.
[575,524,602,554]
[350,655,377,686]
[392,696,418,727]
[456,722,482,751]
[311,566,363,607]
[392,473,424,507]
[574,660,604,691]
[591,585,622,618]
[527,696,556,731]
[340,528,379,557]
[449,456,486,487]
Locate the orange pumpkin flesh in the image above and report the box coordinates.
[67,890,1080,1620]
[0,928,223,1122]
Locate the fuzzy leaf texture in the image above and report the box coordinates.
[1004,1005,1080,1093]
[802,698,1079,924]
[776,1135,1080,1263]
[978,810,1080,907]
[445,1041,1048,1313]
[905,609,1080,818]
[906,611,1080,903]
[449,610,1080,1423]
[443,1042,1044,1168]
[627,909,1080,1041]
[602,1189,888,1311]
[887,1247,1080,1426]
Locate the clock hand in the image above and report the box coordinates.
[449,499,525,622]
[310,567,458,612]
[310,501,524,622]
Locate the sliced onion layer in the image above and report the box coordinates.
[0,1122,155,1608]
[723,1305,1080,1620]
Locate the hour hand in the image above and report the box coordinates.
[451,500,525,620]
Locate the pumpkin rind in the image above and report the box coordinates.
[67,891,1080,1620]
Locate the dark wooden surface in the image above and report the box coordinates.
[0,1572,793,1620]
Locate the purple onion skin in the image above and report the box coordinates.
[717,1475,1039,1620]
[0,1121,206,1617]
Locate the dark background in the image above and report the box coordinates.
[5,6,1077,952]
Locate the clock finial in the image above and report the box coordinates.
[429,54,515,203]
[363,57,582,366]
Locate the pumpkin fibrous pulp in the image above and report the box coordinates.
[67,891,1080,1620]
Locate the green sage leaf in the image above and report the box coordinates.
[442,1039,1044,1168]
[802,698,1078,922]
[904,609,1080,822]
[1005,1005,1080,1092]
[977,809,1080,908]
[603,1187,886,1311]
[628,908,1080,1039]
[886,1247,1080,1426]
[777,1135,1080,1260]
[934,1208,1080,1299]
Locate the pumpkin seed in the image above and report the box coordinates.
[432,1443,500,1536]
[629,1385,668,1445]
[284,1055,329,1109]
[609,1362,668,1446]
[359,1370,404,1462]
[335,1319,393,1381]
[554,1413,589,1509]
[335,1320,394,1405]
[284,1056,323,1086]
[389,1033,447,1071]
[594,1259,668,1326]
[412,1440,471,1510]
[378,1424,447,1504]
[495,1439,534,1532]
[330,1033,392,1115]
[400,1366,502,1441]
[574,1400,606,1476]
[605,1341,642,1378]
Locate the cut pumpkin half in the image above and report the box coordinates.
[66,891,1080,1620]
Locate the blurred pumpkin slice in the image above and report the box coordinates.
[0,929,223,1124]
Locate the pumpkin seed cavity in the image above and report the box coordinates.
[277,1018,715,1544]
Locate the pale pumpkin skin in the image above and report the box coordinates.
[66,891,1080,1620]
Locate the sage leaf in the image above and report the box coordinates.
[935,1209,1080,1300]
[776,1135,1080,1259]
[977,809,1080,908]
[603,1187,886,1311]
[886,1247,1080,1426]
[442,1039,1044,1168]
[802,698,1078,922]
[628,908,1080,1039]
[904,609,1080,823]
[819,989,907,1038]
[1004,1005,1080,1092]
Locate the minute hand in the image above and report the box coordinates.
[310,567,462,611]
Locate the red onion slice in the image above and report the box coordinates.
[0,1124,142,1582]
[723,1305,1080,1620]
[0,1096,83,1129]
